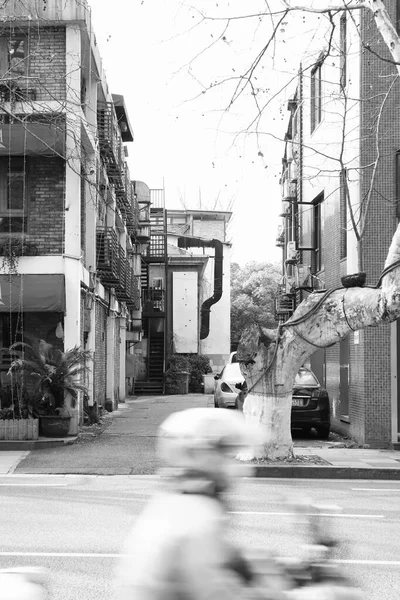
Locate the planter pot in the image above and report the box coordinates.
[203,374,215,394]
[40,415,71,438]
[67,409,79,436]
[341,272,366,288]
[0,419,39,440]
[65,392,79,436]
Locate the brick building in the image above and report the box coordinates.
[0,0,143,429]
[277,2,400,447]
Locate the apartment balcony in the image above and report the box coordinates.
[0,0,90,22]
[115,252,130,302]
[0,81,36,103]
[97,102,125,190]
[125,187,140,238]
[0,119,65,156]
[96,227,120,285]
[126,275,141,311]
[142,288,165,316]
[275,292,295,321]
[136,224,151,243]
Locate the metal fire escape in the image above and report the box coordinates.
[135,189,167,395]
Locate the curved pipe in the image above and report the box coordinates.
[177,237,223,340]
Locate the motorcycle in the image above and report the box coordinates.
[241,501,363,599]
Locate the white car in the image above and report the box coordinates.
[213,362,245,408]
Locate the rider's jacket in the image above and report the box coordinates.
[114,482,264,600]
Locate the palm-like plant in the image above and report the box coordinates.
[7,341,91,417]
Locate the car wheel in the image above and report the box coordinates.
[316,426,330,440]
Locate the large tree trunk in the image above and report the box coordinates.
[238,223,400,460]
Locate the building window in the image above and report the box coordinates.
[310,63,322,132]
[313,193,324,272]
[0,158,27,233]
[340,13,347,91]
[0,35,27,78]
[340,169,347,259]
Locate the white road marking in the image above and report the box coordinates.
[0,553,398,566]
[229,511,384,519]
[0,552,120,558]
[333,559,400,566]
[0,483,68,487]
[352,488,400,492]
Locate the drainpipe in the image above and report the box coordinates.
[177,237,223,340]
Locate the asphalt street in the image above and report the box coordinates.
[0,475,399,599]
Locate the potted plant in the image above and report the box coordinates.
[7,341,91,438]
[164,354,190,394]
[187,354,212,393]
[0,381,39,441]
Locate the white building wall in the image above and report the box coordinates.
[172,271,198,353]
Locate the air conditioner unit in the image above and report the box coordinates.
[152,277,163,289]
[287,241,297,261]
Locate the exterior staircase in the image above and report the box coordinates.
[134,334,165,395]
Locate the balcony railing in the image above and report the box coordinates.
[96,227,120,285]
[126,275,141,310]
[97,103,125,194]
[275,293,295,321]
[115,251,130,302]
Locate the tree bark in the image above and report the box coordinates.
[238,223,400,459]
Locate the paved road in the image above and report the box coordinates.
[0,475,399,599]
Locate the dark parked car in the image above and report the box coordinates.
[292,367,330,439]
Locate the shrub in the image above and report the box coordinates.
[164,354,212,394]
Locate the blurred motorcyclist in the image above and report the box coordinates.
[114,407,266,600]
[0,568,47,600]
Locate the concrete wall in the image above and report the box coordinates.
[172,270,198,353]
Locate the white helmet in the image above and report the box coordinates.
[157,407,259,490]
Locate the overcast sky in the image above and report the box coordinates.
[89,1,323,265]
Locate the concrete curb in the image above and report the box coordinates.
[0,437,78,451]
[254,465,400,479]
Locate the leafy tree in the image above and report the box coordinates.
[230,262,281,344]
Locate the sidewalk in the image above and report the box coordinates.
[262,447,400,480]
[5,393,400,478]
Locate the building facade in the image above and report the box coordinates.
[133,207,232,394]
[0,0,144,428]
[277,2,400,447]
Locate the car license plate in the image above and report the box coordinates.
[292,398,304,407]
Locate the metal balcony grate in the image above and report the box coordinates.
[96,227,120,285]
